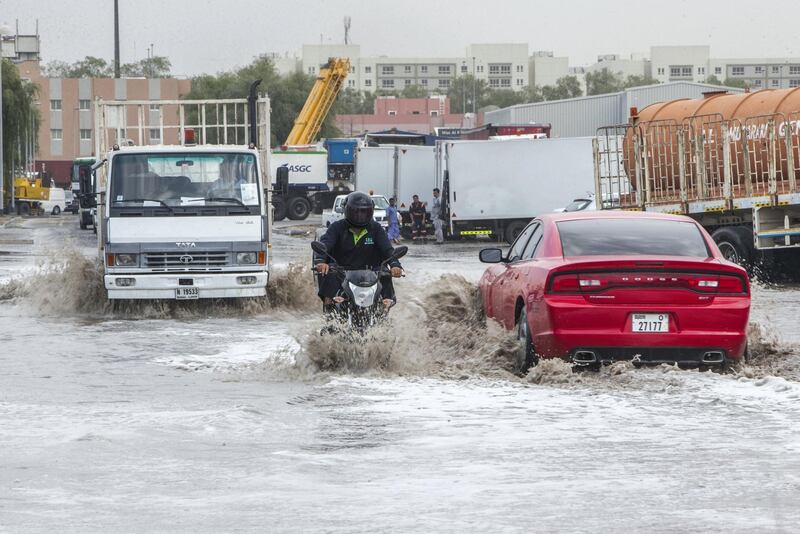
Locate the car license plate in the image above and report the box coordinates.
[176,287,199,300]
[632,313,669,333]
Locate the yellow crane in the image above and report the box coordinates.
[285,57,350,146]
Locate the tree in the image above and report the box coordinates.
[2,59,40,204]
[705,74,723,86]
[42,55,172,78]
[585,68,624,95]
[333,88,376,115]
[521,85,544,104]
[623,74,656,88]
[723,77,748,89]
[447,75,488,113]
[400,84,428,98]
[120,56,172,78]
[541,75,583,101]
[485,89,525,109]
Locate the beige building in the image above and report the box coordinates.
[15,61,191,186]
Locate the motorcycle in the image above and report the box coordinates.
[311,240,408,335]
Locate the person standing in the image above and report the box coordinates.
[386,197,401,244]
[409,194,427,241]
[431,188,444,244]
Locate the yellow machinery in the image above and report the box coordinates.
[14,176,49,201]
[284,57,350,146]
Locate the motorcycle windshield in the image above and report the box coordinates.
[345,270,379,288]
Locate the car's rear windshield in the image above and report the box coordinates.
[557,218,710,257]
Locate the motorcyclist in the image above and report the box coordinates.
[314,191,403,311]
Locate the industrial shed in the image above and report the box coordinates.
[484,82,745,137]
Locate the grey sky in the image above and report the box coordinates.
[2,0,798,77]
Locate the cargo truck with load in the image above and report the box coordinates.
[593,86,800,275]
[80,85,272,300]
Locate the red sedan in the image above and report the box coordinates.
[479,211,751,372]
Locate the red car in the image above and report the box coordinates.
[479,211,751,372]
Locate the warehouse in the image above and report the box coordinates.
[484,82,745,137]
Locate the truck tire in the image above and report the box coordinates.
[19,203,31,217]
[272,200,287,222]
[504,220,527,244]
[52,206,61,216]
[287,196,311,221]
[712,226,754,266]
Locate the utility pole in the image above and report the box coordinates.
[472,56,476,114]
[0,23,11,212]
[114,0,120,78]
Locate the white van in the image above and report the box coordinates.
[40,188,67,216]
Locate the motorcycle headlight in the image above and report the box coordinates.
[236,252,258,265]
[349,282,377,307]
[115,253,138,267]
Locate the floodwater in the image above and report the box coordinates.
[1,215,799,533]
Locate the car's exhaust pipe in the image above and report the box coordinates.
[572,350,598,366]
[701,351,725,364]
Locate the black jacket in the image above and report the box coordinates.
[316,219,401,270]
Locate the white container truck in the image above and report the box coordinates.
[81,89,273,300]
[441,137,595,242]
[354,144,437,213]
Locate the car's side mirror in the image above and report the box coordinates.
[479,248,505,263]
[334,206,343,214]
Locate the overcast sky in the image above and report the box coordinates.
[2,0,798,76]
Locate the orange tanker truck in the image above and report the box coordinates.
[594,86,800,272]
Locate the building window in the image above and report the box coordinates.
[149,129,161,141]
[772,66,780,74]
[516,65,523,73]
[79,129,91,140]
[681,66,692,77]
[51,129,63,140]
[489,79,500,88]
[500,78,511,88]
[421,79,428,86]
[790,79,800,88]
[79,99,91,110]
[149,103,160,111]
[657,67,665,75]
[460,65,467,73]
[772,79,780,87]
[307,67,315,74]
[420,65,428,74]
[405,79,412,86]
[364,79,372,87]
[670,66,692,78]
[430,110,439,117]
[755,66,763,74]
[732,66,744,76]
[348,80,355,87]
[381,65,394,75]
[438,65,451,75]
[365,66,372,73]
[698,66,705,75]
[715,67,722,74]
[477,65,484,73]
[489,65,500,75]
[404,65,412,73]
[516,79,523,86]
[381,79,394,89]
[500,65,511,74]
[754,79,762,87]
[438,79,450,88]
[50,99,62,111]
[388,110,397,116]
[790,66,800,75]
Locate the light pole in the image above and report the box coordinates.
[471,56,476,114]
[0,22,13,212]
[461,60,466,113]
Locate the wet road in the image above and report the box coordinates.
[1,215,799,533]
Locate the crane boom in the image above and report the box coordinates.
[285,57,350,146]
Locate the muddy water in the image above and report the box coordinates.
[1,216,799,532]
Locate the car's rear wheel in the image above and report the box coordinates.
[51,206,61,216]
[515,308,537,374]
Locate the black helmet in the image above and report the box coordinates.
[344,192,375,228]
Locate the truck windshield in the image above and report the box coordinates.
[110,152,259,207]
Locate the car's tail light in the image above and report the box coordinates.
[550,274,580,293]
[716,274,746,294]
[549,272,747,295]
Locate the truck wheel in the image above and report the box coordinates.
[712,226,754,266]
[19,203,31,217]
[52,206,61,216]
[287,197,311,220]
[272,200,287,222]
[79,215,87,229]
[504,221,526,244]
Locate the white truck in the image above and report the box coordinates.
[322,194,390,228]
[81,92,272,300]
[354,144,437,214]
[441,137,596,242]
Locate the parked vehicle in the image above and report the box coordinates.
[479,211,751,373]
[12,175,65,216]
[555,195,596,213]
[594,87,800,274]
[325,138,358,181]
[458,122,551,140]
[442,137,595,242]
[73,157,96,229]
[322,194,390,228]
[40,188,67,215]
[271,148,331,221]
[84,90,272,300]
[64,190,79,214]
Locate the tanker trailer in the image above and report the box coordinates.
[596,87,800,276]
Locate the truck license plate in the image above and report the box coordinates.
[176,287,199,300]
[632,313,669,333]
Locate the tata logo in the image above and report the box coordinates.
[280,164,312,173]
[179,255,194,264]
[176,242,196,248]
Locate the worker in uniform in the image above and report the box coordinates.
[314,192,403,311]
[431,188,444,244]
[409,194,427,241]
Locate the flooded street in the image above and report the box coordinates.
[1,215,799,533]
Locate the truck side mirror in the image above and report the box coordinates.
[78,167,96,209]
[276,166,289,195]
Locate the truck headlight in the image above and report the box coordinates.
[115,253,138,266]
[236,252,258,264]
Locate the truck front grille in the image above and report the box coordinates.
[144,251,229,271]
